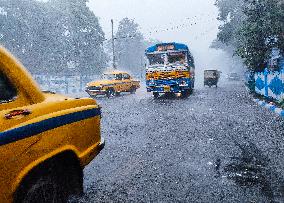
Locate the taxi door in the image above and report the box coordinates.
[122,73,132,91]
[0,70,39,201]
[0,70,28,133]
[114,73,124,92]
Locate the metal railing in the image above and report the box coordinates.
[32,73,145,95]
[33,74,100,94]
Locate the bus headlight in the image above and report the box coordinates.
[149,79,155,86]
[179,80,188,86]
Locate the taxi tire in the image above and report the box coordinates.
[106,88,115,98]
[14,154,83,203]
[130,86,136,94]
[15,173,67,203]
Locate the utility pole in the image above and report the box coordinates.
[111,19,116,69]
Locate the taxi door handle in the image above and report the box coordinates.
[5,109,32,119]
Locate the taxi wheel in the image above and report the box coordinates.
[16,173,67,203]
[130,87,136,94]
[106,88,115,98]
[14,155,83,203]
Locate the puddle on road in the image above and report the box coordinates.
[217,141,284,202]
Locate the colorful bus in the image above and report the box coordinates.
[145,42,195,98]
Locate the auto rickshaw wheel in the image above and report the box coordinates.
[153,92,159,99]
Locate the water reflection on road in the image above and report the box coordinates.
[72,81,284,203]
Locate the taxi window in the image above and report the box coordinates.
[0,71,17,103]
[115,74,122,80]
[123,74,130,80]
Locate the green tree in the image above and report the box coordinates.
[0,0,44,72]
[114,18,145,72]
[0,0,108,74]
[48,0,108,75]
[236,0,284,70]
[214,0,284,71]
[214,0,246,49]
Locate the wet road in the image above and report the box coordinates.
[77,81,284,203]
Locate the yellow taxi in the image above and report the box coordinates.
[86,71,140,98]
[0,47,104,203]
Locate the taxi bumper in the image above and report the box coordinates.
[80,138,105,167]
[86,89,107,96]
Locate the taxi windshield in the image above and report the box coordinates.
[102,74,116,80]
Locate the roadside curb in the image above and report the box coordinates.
[253,99,284,118]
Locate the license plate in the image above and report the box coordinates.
[164,86,170,92]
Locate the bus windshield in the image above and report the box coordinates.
[168,52,186,64]
[147,52,187,66]
[147,54,164,65]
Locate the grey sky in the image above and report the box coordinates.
[88,0,218,47]
[87,0,236,77]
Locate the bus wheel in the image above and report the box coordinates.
[165,92,175,98]
[153,92,159,99]
[181,90,190,98]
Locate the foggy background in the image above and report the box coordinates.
[0,0,245,92]
[87,0,241,85]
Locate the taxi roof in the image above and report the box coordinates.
[103,70,129,75]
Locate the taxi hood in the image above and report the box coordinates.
[87,80,116,87]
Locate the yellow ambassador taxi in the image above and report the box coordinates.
[86,71,140,98]
[0,47,104,203]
